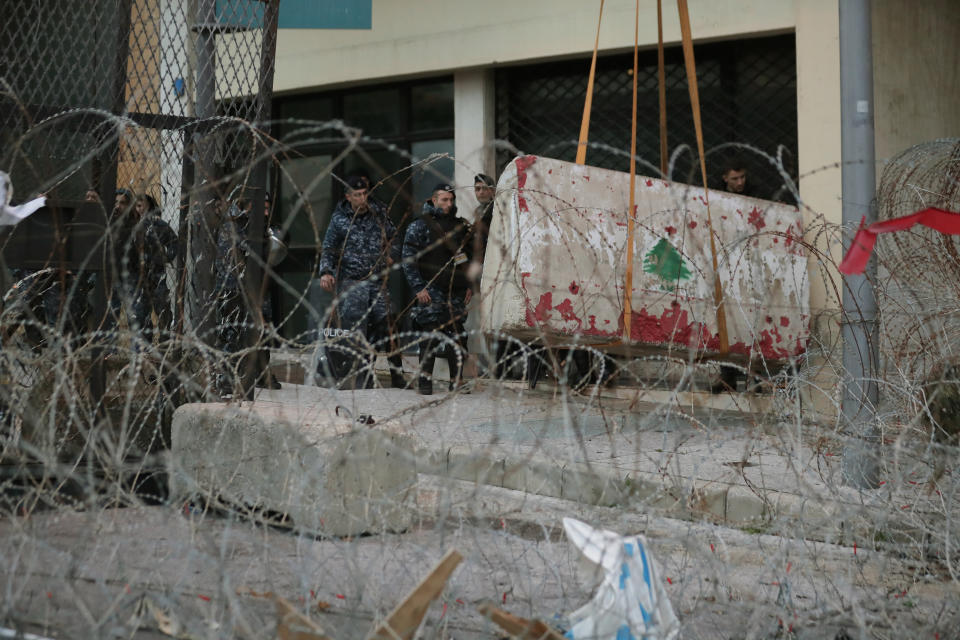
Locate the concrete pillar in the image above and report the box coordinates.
[795,0,843,421]
[454,68,496,222]
[796,0,842,309]
[454,69,496,374]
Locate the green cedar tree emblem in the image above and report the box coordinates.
[643,238,692,291]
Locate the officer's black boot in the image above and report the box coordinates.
[358,354,377,389]
[445,349,469,393]
[418,349,435,395]
[416,329,438,395]
[388,353,407,389]
[711,365,740,394]
[494,340,507,379]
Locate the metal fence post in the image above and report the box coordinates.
[186,0,220,348]
[840,0,881,489]
[240,0,279,399]
[90,0,133,421]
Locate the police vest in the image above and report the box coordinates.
[417,213,471,295]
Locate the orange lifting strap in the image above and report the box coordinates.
[575,0,729,354]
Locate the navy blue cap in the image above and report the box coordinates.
[345,175,369,191]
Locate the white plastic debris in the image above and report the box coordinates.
[0,170,46,226]
[563,517,680,640]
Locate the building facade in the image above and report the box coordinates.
[269,0,960,387]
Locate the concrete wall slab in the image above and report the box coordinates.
[480,155,810,361]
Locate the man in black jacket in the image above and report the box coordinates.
[402,183,472,395]
[471,173,496,267]
[720,158,754,198]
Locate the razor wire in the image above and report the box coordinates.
[0,4,958,640]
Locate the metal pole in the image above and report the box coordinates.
[90,0,133,422]
[240,0,280,399]
[840,0,881,489]
[187,0,220,348]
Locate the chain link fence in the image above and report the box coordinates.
[0,0,277,386]
[1,0,270,209]
[0,0,279,555]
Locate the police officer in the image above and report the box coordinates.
[471,173,496,268]
[719,157,754,197]
[318,175,404,389]
[402,183,473,395]
[468,172,519,380]
[214,195,252,395]
[109,188,137,325]
[129,194,177,342]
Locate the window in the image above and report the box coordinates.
[344,89,402,136]
[496,34,798,199]
[411,83,455,133]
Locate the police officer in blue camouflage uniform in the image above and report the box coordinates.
[214,192,282,395]
[105,188,138,334]
[319,175,405,389]
[402,183,473,395]
[214,195,255,394]
[128,194,177,342]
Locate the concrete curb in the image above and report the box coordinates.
[167,383,946,555]
[418,445,942,551]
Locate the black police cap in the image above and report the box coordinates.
[345,175,369,191]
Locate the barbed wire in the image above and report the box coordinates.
[0,109,957,638]
[0,3,958,638]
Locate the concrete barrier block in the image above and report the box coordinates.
[481,155,809,362]
[169,403,418,536]
[503,457,563,498]
[446,448,505,486]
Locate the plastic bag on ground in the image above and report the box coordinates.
[563,517,680,640]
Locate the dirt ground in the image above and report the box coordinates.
[1,476,958,640]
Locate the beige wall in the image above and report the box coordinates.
[275,0,795,92]
[872,0,960,164]
[265,1,960,417]
[794,0,842,305]
[791,0,960,315]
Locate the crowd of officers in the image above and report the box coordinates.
[108,189,179,341]
[319,173,497,395]
[11,188,180,351]
[84,158,788,396]
[14,157,782,397]
[10,186,280,396]
[13,160,783,396]
[8,170,498,398]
